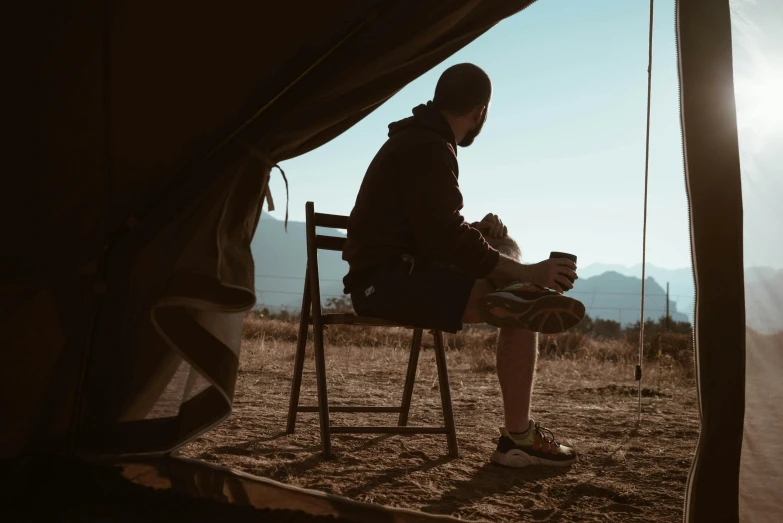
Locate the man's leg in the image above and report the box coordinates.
[462,276,537,434]
[462,234,535,432]
[463,235,576,466]
[497,328,537,433]
[348,243,575,465]
[471,233,585,333]
[489,235,536,432]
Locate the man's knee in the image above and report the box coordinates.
[486,234,521,261]
[461,278,495,323]
[461,234,522,324]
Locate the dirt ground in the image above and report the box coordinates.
[180,334,700,522]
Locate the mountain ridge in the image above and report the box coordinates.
[251,213,780,332]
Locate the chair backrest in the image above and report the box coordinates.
[305,201,348,315]
[307,203,348,252]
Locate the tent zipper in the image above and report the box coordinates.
[674,1,702,521]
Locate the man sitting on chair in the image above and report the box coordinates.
[342,63,585,468]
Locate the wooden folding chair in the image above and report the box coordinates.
[286,201,459,458]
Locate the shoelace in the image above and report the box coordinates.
[534,423,561,448]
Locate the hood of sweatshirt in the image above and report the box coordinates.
[387,101,457,153]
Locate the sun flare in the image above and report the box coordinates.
[734,62,783,147]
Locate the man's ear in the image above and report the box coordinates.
[474,104,487,124]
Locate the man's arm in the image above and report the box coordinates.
[475,215,578,291]
[489,254,578,292]
[401,141,577,291]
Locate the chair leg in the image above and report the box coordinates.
[312,311,332,457]
[398,329,423,426]
[286,268,311,434]
[432,330,459,458]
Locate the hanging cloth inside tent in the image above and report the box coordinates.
[241,141,290,231]
[262,165,289,231]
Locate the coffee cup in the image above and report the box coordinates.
[549,251,577,285]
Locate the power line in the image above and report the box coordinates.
[256,274,344,283]
[255,274,693,298]
[571,291,690,298]
[256,274,693,298]
[256,289,347,298]
[254,290,675,315]
[259,300,662,313]
[586,306,669,313]
[256,288,689,302]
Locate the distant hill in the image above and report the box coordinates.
[251,212,349,312]
[580,262,783,333]
[250,215,780,331]
[579,263,695,323]
[250,215,685,325]
[570,271,688,326]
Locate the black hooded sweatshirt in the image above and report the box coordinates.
[342,102,499,292]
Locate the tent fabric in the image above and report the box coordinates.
[677,1,746,520]
[732,0,783,520]
[1,0,536,458]
[680,1,783,521]
[121,455,464,522]
[2,454,462,522]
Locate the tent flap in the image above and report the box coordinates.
[3,0,535,457]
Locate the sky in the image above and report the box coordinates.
[264,0,781,271]
[731,0,783,271]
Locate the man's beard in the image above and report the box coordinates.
[458,112,487,147]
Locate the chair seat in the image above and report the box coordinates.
[317,313,416,328]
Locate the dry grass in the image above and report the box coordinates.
[181,314,701,522]
[241,313,695,383]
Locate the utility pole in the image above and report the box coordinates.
[665,282,670,331]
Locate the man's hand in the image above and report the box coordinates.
[488,255,578,293]
[524,258,578,293]
[475,213,507,238]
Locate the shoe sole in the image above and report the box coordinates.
[479,292,586,334]
[491,449,577,468]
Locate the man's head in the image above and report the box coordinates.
[433,63,492,147]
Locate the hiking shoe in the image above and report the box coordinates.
[491,423,577,468]
[478,282,585,333]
